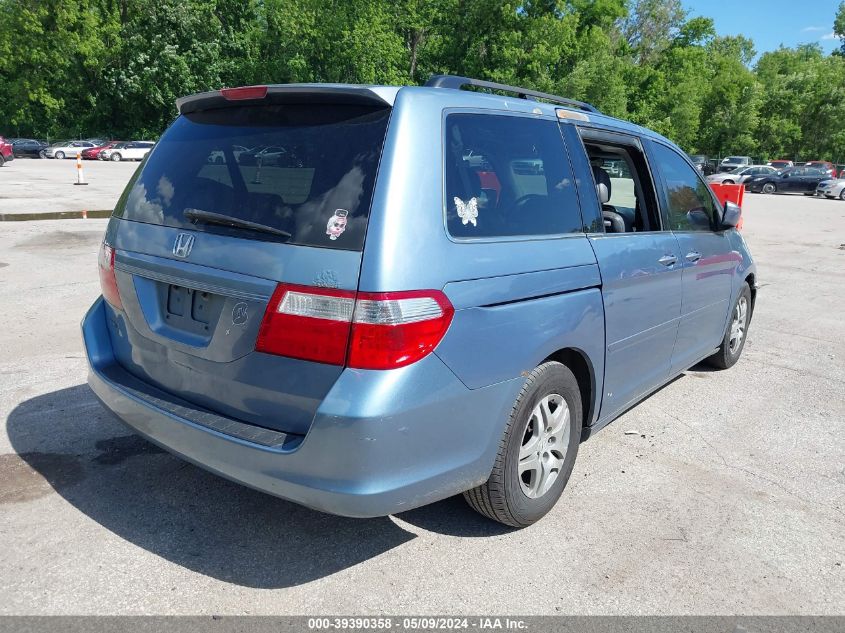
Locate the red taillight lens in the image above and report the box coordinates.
[348,291,454,369]
[221,85,268,101]
[98,242,123,310]
[256,284,356,365]
[255,285,454,369]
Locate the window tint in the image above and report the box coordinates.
[114,104,391,251]
[444,114,582,238]
[652,143,716,232]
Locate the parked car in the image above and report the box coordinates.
[44,140,96,159]
[0,136,13,166]
[706,165,777,185]
[803,161,835,176]
[98,142,127,160]
[688,154,716,175]
[766,159,793,170]
[237,145,301,167]
[85,138,108,147]
[82,141,123,160]
[100,141,154,162]
[835,164,845,178]
[718,155,752,172]
[11,138,48,158]
[207,145,251,164]
[82,76,755,527]
[815,177,845,200]
[745,166,829,194]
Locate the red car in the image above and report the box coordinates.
[0,136,14,166]
[81,141,123,160]
[767,159,793,170]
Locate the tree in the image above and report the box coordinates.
[621,0,686,64]
[1,0,844,162]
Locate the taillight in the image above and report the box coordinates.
[256,284,356,365]
[98,242,123,310]
[221,85,268,101]
[348,291,454,369]
[255,285,454,369]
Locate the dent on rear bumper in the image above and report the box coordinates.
[82,297,522,517]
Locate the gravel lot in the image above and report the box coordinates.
[0,188,843,615]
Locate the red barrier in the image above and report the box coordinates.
[709,183,744,230]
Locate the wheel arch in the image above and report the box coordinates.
[744,272,757,319]
[542,347,596,434]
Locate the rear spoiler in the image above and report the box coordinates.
[176,84,400,115]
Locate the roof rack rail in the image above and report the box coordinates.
[424,74,600,114]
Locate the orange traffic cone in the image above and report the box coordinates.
[74,152,88,186]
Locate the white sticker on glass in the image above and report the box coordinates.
[326,209,349,240]
[454,196,478,227]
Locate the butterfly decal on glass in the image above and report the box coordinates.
[454,196,479,227]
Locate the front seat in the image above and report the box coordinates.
[592,165,626,233]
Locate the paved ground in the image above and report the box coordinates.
[0,191,843,615]
[0,157,138,215]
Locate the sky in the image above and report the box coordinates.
[681,0,842,59]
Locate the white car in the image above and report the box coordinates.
[208,145,251,164]
[706,165,778,185]
[815,178,845,200]
[100,141,154,162]
[44,141,96,159]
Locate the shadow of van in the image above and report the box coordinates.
[5,384,509,588]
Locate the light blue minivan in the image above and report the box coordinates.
[82,75,756,526]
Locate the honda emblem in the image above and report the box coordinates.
[173,233,195,258]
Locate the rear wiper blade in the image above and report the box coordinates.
[183,208,292,239]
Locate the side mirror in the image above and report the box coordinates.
[721,201,741,228]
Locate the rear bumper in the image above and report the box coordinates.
[82,297,521,517]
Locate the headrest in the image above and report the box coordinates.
[592,166,612,204]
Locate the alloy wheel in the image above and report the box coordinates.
[518,394,570,499]
[729,296,748,354]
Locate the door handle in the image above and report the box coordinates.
[658,254,677,266]
[685,251,702,262]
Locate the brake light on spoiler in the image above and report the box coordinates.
[220,85,268,101]
[256,284,454,369]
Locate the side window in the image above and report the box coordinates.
[444,114,582,238]
[651,143,716,232]
[582,137,662,234]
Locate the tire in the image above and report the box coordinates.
[0,155,5,167]
[463,361,582,527]
[38,150,46,159]
[110,153,121,162]
[761,182,776,194]
[707,283,752,370]
[55,151,65,160]
[840,189,845,201]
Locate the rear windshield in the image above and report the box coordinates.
[114,103,391,251]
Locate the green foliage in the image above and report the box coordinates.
[0,0,843,163]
